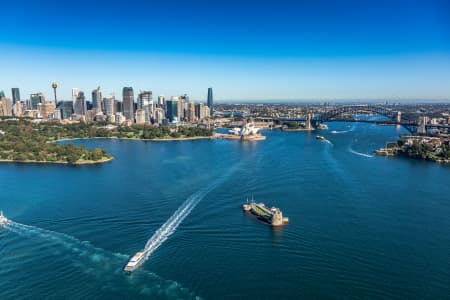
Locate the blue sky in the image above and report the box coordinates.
[1,0,449,102]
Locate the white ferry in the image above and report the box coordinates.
[0,211,9,226]
[124,251,146,272]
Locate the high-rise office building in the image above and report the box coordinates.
[207,87,213,116]
[153,107,165,124]
[91,86,102,112]
[138,90,153,122]
[74,91,86,115]
[11,88,20,105]
[165,100,178,122]
[187,102,196,122]
[0,90,5,98]
[103,95,115,116]
[30,93,45,110]
[71,88,79,102]
[122,87,134,120]
[60,101,74,120]
[195,102,204,120]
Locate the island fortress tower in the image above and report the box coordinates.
[270,207,284,226]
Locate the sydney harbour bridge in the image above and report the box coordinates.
[272,105,449,133]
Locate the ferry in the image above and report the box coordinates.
[124,251,146,272]
[316,135,325,140]
[243,198,288,226]
[0,211,9,226]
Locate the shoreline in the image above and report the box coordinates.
[281,128,315,132]
[52,136,214,143]
[0,156,114,165]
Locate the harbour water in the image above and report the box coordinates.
[1,122,449,299]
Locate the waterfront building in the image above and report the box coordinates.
[207,87,213,116]
[30,93,45,110]
[60,101,74,120]
[73,91,86,116]
[0,97,12,116]
[138,90,153,122]
[103,95,115,116]
[0,90,5,98]
[135,108,146,124]
[122,87,134,121]
[11,88,20,105]
[92,86,102,112]
[165,100,178,122]
[71,88,79,103]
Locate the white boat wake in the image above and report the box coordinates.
[323,139,334,146]
[349,147,374,158]
[140,164,239,265]
[3,221,199,298]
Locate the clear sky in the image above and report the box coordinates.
[1,0,449,102]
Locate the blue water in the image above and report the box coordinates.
[1,122,449,299]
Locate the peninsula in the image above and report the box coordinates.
[0,118,214,165]
[375,137,450,164]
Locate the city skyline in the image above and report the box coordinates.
[1,0,449,101]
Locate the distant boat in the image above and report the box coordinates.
[0,210,9,226]
[331,130,338,134]
[316,135,325,140]
[318,124,328,130]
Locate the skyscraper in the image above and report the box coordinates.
[71,88,79,103]
[60,101,74,120]
[92,86,102,112]
[122,87,134,121]
[138,90,153,122]
[30,93,45,110]
[11,88,20,105]
[207,87,213,116]
[165,100,178,122]
[74,91,86,115]
[103,94,115,116]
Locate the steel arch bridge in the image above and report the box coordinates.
[314,105,418,132]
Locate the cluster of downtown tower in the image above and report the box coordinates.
[0,85,214,125]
